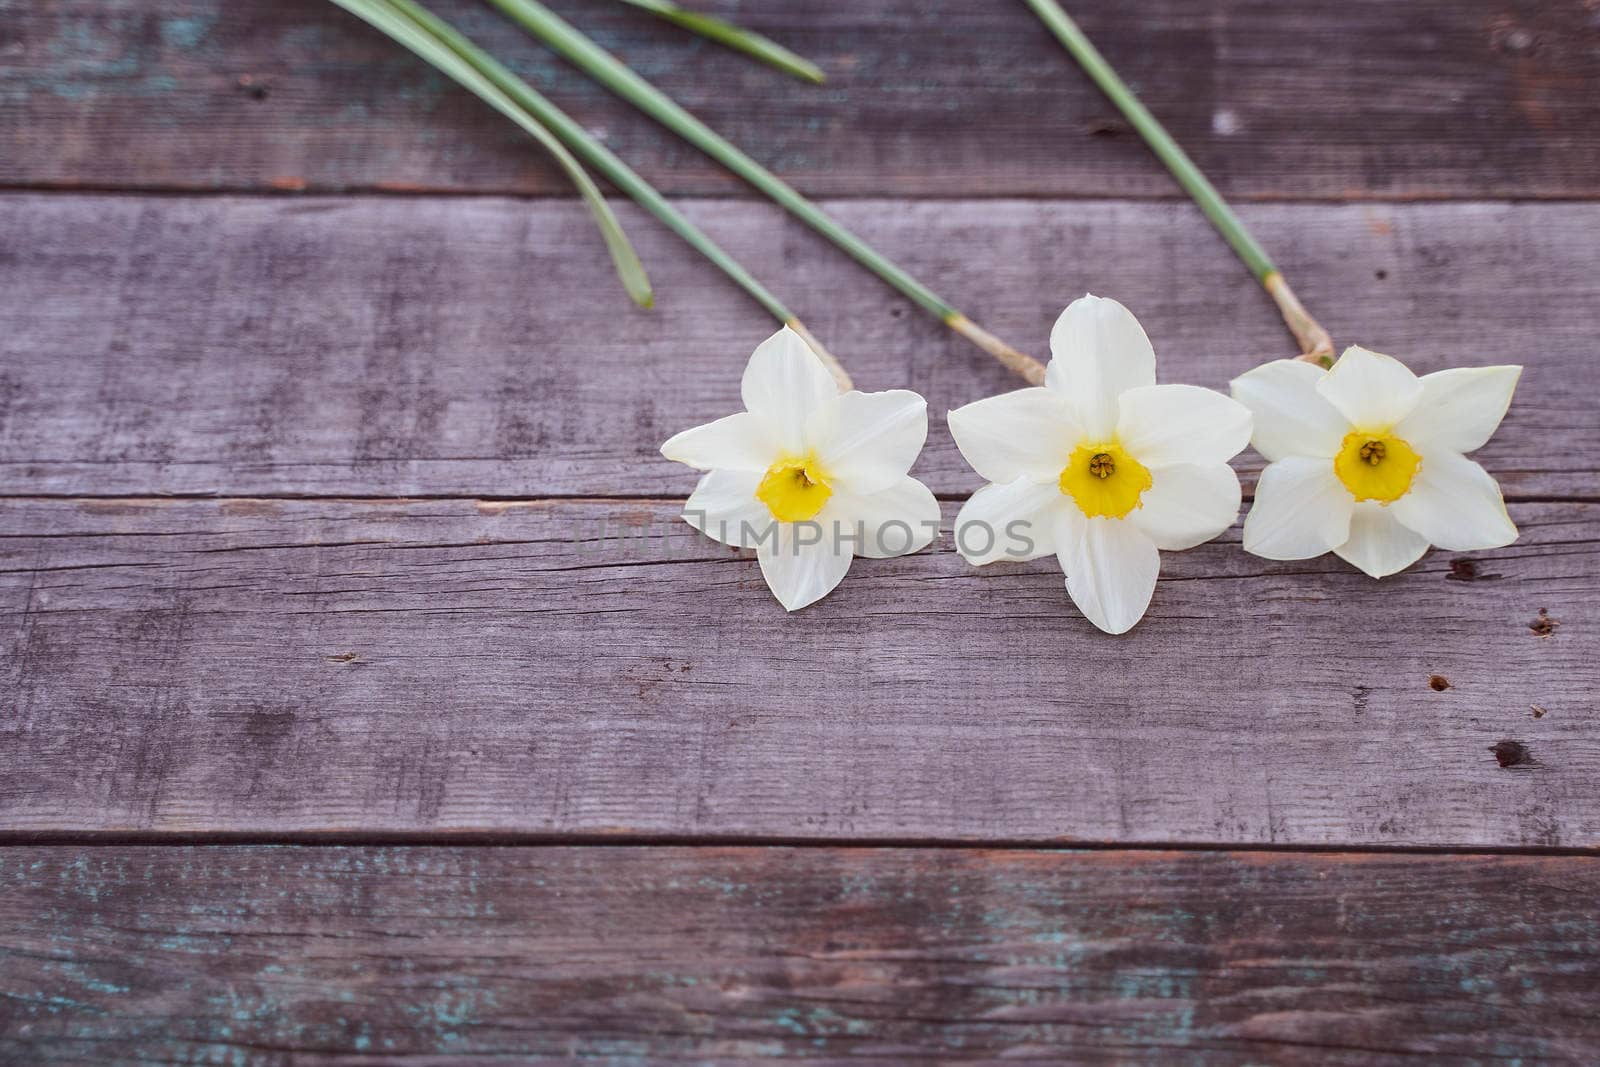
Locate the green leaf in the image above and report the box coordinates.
[1021,0,1276,283]
[484,0,956,321]
[616,0,825,84]
[383,0,798,326]
[1024,0,1333,362]
[328,0,653,308]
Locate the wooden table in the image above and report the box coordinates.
[3,1,1598,1061]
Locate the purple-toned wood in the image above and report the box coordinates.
[2,496,1592,844]
[4,0,1598,200]
[3,845,1597,1064]
[5,1,1598,1057]
[0,195,1592,499]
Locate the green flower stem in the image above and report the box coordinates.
[1023,0,1333,363]
[377,0,853,388]
[485,0,1047,384]
[328,0,652,308]
[616,0,825,85]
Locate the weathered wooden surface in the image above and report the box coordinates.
[2,496,1591,844]
[3,846,1597,1064]
[5,0,1599,200]
[7,0,1600,1057]
[2,194,1595,500]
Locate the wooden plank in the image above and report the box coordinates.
[5,0,1599,199]
[1,194,1594,500]
[2,846,1597,1063]
[2,496,1593,844]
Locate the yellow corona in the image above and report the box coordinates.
[1058,441,1152,519]
[756,455,833,522]
[1333,431,1421,503]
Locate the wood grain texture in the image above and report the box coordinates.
[9,4,1599,1053]
[2,194,1595,500]
[2,496,1593,843]
[2,846,1598,1064]
[4,0,1599,199]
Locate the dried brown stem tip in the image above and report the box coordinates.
[787,318,854,393]
[947,315,1048,386]
[1264,272,1335,367]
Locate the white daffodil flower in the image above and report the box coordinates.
[947,294,1252,634]
[1231,346,1521,578]
[661,326,940,611]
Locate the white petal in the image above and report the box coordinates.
[1130,463,1242,551]
[1334,502,1431,578]
[1229,359,1349,460]
[827,476,941,559]
[817,389,927,495]
[1045,294,1156,439]
[953,478,1066,565]
[682,470,773,549]
[1116,384,1252,468]
[946,388,1081,485]
[1056,512,1160,635]
[660,411,777,472]
[756,523,854,611]
[740,326,840,455]
[1316,345,1423,430]
[1395,365,1522,454]
[1242,456,1355,560]
[1390,446,1518,551]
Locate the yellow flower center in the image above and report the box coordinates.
[756,454,833,522]
[1333,430,1421,503]
[1058,441,1152,519]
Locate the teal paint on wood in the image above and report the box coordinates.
[157,13,217,50]
[2,847,1599,1062]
